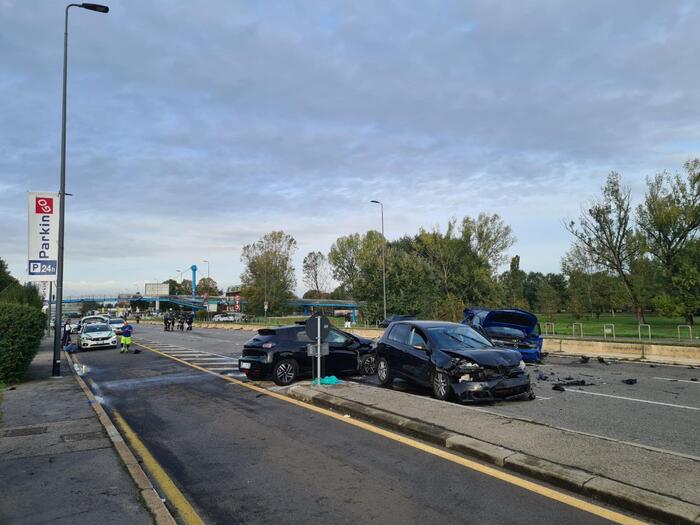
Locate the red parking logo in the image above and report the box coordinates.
[35,197,53,214]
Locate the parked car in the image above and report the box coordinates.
[108,317,126,334]
[79,322,118,350]
[376,320,533,402]
[238,324,377,385]
[73,315,109,334]
[378,314,416,328]
[462,308,543,362]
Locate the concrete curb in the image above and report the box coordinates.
[64,352,177,525]
[287,385,700,524]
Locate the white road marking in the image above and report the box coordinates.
[536,396,552,400]
[653,377,700,385]
[565,389,700,411]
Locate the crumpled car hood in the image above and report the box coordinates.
[441,348,522,367]
[482,309,538,335]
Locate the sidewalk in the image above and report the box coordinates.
[0,340,153,525]
[285,381,700,524]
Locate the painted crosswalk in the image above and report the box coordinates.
[138,338,246,379]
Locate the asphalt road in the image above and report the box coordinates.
[75,324,633,524]
[130,323,700,458]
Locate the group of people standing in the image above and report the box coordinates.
[163,311,194,332]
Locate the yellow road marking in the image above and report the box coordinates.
[135,342,646,525]
[112,409,205,525]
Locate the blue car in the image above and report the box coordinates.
[462,308,543,363]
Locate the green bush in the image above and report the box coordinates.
[0,303,46,382]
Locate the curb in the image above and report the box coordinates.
[64,352,177,525]
[287,385,700,525]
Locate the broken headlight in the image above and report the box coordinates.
[451,359,484,382]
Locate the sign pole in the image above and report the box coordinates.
[46,281,53,336]
[317,315,321,385]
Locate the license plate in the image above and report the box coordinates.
[240,362,251,370]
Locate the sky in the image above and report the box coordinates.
[1,0,699,297]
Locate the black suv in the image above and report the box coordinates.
[376,320,533,402]
[238,324,377,385]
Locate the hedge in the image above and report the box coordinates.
[0,303,46,382]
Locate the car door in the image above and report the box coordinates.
[383,323,411,379]
[404,328,431,387]
[325,329,357,375]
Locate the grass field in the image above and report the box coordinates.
[536,313,697,342]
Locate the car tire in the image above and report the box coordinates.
[359,354,377,376]
[377,357,393,387]
[272,358,299,386]
[432,370,452,401]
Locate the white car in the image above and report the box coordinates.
[213,313,247,322]
[80,322,118,350]
[108,317,126,334]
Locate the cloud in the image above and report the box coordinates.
[1,0,699,294]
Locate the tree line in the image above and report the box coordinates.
[238,160,699,325]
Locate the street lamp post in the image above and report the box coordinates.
[51,3,109,377]
[370,200,387,321]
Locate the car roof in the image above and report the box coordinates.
[391,320,463,329]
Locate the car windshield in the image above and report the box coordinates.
[109,319,124,325]
[427,325,493,349]
[486,326,526,339]
[84,323,110,333]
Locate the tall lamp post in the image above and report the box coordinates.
[370,200,387,321]
[52,3,109,377]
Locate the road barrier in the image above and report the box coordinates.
[638,323,651,341]
[677,324,692,341]
[542,338,700,365]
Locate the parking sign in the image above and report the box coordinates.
[27,192,60,281]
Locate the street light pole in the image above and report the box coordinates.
[51,3,109,377]
[370,200,387,320]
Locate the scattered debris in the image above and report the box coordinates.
[537,372,549,381]
[564,376,574,381]
[691,378,698,382]
[598,357,609,365]
[649,364,657,368]
[579,356,590,363]
[555,379,589,387]
[8,386,16,391]
[552,384,566,392]
[622,378,637,385]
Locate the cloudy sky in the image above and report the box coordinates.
[2,0,699,296]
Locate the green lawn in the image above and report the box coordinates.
[536,313,697,342]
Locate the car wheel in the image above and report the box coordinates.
[432,370,452,401]
[377,357,393,386]
[360,354,377,376]
[272,358,298,386]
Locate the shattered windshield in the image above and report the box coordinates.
[428,326,493,349]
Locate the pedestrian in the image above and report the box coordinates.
[61,318,71,347]
[186,313,193,331]
[119,320,140,354]
[136,314,140,324]
[163,313,169,331]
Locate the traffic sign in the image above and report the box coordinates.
[305,315,331,342]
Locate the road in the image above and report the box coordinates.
[131,322,700,457]
[73,323,646,524]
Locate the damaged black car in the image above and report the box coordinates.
[376,320,534,402]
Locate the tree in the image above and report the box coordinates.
[241,231,297,315]
[196,277,221,296]
[328,234,362,297]
[636,160,700,269]
[637,160,700,324]
[500,255,527,309]
[537,281,559,321]
[79,301,100,316]
[302,251,331,297]
[565,173,646,322]
[461,212,516,272]
[0,258,42,309]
